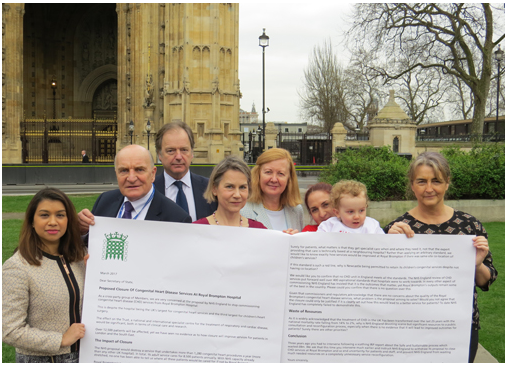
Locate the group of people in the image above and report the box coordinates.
[2,121,497,363]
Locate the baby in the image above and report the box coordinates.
[317,179,384,234]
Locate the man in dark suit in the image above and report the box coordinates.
[78,144,191,236]
[154,122,217,221]
[81,150,90,163]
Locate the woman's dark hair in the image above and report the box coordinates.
[304,182,332,212]
[17,187,86,266]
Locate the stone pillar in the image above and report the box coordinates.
[161,3,239,163]
[2,4,25,163]
[116,3,240,162]
[331,122,347,158]
[368,90,417,156]
[116,3,131,150]
[143,105,156,158]
[117,3,165,153]
[264,122,278,150]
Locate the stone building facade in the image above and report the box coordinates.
[333,90,417,156]
[239,103,259,124]
[2,3,242,164]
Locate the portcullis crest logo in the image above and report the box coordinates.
[102,232,129,262]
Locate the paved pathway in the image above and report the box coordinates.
[475,344,498,363]
[2,183,118,196]
[3,212,25,220]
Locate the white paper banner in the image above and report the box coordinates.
[80,217,475,363]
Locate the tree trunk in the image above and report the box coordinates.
[470,98,486,142]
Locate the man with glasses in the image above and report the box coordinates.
[154,122,217,221]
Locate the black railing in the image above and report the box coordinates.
[416,133,505,142]
[20,116,118,163]
[278,132,332,165]
[346,132,370,141]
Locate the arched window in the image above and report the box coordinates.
[92,79,117,118]
[393,136,399,153]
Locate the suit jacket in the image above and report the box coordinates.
[82,155,90,163]
[91,188,192,223]
[240,201,304,231]
[154,171,217,220]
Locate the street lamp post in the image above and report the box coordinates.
[493,47,504,135]
[248,131,253,163]
[145,119,152,151]
[257,126,262,156]
[128,120,134,145]
[51,76,57,119]
[259,28,269,152]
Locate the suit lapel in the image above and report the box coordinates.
[252,202,273,229]
[284,206,294,229]
[191,173,206,218]
[106,192,124,218]
[154,173,165,195]
[145,190,162,220]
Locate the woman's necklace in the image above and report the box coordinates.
[213,211,243,227]
[263,203,283,211]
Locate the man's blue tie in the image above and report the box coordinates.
[174,181,189,214]
[122,201,134,219]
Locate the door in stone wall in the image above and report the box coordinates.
[92,80,118,161]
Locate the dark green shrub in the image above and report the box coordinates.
[319,146,410,201]
[319,144,505,201]
[441,143,505,200]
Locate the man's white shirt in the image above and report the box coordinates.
[163,170,197,221]
[117,185,154,221]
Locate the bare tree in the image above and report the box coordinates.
[445,75,475,120]
[298,40,352,133]
[386,51,447,124]
[345,48,385,130]
[347,3,505,139]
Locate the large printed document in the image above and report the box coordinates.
[80,217,475,363]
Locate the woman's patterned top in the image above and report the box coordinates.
[384,210,498,330]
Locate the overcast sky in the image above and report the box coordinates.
[238,2,354,124]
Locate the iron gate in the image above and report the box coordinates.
[20,116,117,163]
[277,132,332,165]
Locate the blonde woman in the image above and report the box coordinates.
[241,148,303,233]
[193,156,266,228]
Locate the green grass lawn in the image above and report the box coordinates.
[1,218,504,362]
[2,194,99,213]
[2,220,22,264]
[2,219,22,363]
[477,222,505,363]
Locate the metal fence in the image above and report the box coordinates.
[416,133,505,142]
[278,132,333,165]
[20,117,117,163]
[346,132,370,141]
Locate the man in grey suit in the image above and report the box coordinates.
[154,122,217,221]
[78,144,191,237]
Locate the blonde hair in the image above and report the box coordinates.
[330,180,369,209]
[203,156,252,203]
[249,148,302,207]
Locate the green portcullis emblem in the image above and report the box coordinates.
[102,232,128,261]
